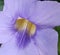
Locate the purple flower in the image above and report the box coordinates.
[0,0,60,55]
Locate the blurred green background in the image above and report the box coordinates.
[0,0,60,55]
[0,0,4,11]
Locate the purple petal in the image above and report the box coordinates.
[32,28,58,55]
[3,0,18,17]
[0,12,16,43]
[0,36,19,55]
[17,29,58,55]
[16,31,30,49]
[18,0,38,18]
[29,1,60,27]
[0,29,27,55]
[0,27,15,44]
[0,12,14,28]
[3,0,37,18]
[23,41,41,55]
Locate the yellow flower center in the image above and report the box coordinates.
[15,17,36,36]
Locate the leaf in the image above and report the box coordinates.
[0,0,4,11]
[54,26,60,55]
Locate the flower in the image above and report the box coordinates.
[0,0,60,55]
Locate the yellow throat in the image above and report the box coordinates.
[15,17,36,36]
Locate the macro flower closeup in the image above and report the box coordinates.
[0,0,60,55]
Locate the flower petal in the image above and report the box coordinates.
[0,27,15,44]
[0,36,19,55]
[3,0,18,17]
[32,28,58,55]
[17,29,58,55]
[18,0,37,18]
[0,12,15,28]
[0,28,58,55]
[29,1,60,27]
[0,12,16,43]
[4,0,37,18]
[21,40,41,55]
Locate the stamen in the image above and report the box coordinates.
[15,18,28,31]
[15,17,36,36]
[27,21,36,36]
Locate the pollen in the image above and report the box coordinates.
[15,17,36,36]
[27,21,36,36]
[15,17,28,31]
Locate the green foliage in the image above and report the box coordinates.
[0,0,4,11]
[55,26,60,55]
[57,0,60,2]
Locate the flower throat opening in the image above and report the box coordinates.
[15,17,36,36]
